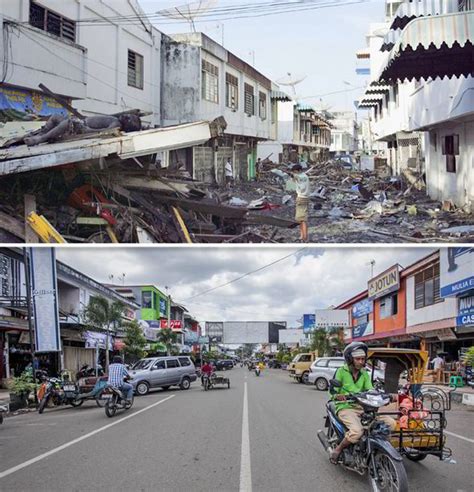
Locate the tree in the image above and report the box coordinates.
[82,296,125,371]
[156,328,179,356]
[123,320,147,362]
[310,328,331,357]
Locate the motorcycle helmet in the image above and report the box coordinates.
[343,342,368,365]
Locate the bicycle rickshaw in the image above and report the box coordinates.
[202,372,230,390]
[367,348,452,462]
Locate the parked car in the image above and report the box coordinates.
[307,357,385,391]
[130,356,197,395]
[214,360,234,371]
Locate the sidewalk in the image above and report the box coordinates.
[429,384,474,406]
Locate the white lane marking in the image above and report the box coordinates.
[445,430,474,444]
[0,395,175,479]
[239,381,252,492]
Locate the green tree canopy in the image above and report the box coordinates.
[156,328,180,356]
[123,320,147,362]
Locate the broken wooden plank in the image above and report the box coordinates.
[24,194,40,243]
[0,210,25,240]
[150,195,249,219]
[171,206,193,244]
[38,83,85,120]
[75,217,109,225]
[245,213,299,228]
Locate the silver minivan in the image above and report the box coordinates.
[130,356,197,395]
[307,357,384,391]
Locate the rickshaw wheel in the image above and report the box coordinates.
[404,449,427,462]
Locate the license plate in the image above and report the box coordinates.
[63,385,76,391]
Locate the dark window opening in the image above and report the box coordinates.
[244,83,255,116]
[442,135,459,173]
[29,1,76,43]
[128,50,144,90]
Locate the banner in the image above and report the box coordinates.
[352,320,374,339]
[303,314,316,334]
[29,248,61,353]
[0,85,69,119]
[160,319,183,330]
[440,248,474,297]
[83,331,113,350]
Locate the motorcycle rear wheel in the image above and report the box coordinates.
[369,451,408,492]
[105,400,117,418]
[70,399,84,407]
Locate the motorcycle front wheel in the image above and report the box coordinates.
[38,394,50,414]
[105,399,117,418]
[369,451,408,492]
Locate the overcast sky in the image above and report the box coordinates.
[57,247,434,327]
[140,0,384,112]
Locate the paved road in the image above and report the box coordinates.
[0,367,472,491]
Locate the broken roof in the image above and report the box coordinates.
[0,119,225,176]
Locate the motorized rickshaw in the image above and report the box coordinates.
[366,348,452,462]
[202,372,230,390]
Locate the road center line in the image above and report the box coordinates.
[240,381,252,492]
[444,430,474,444]
[0,394,175,480]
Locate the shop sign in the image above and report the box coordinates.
[303,314,316,334]
[368,266,400,300]
[315,309,350,328]
[159,319,183,330]
[456,295,474,326]
[184,329,199,344]
[83,331,113,350]
[29,248,61,353]
[352,320,374,339]
[352,299,373,318]
[440,248,474,297]
[159,298,167,316]
[0,86,70,118]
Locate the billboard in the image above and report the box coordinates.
[303,314,316,334]
[29,248,61,353]
[315,309,350,328]
[159,319,183,330]
[279,329,304,344]
[269,321,285,343]
[440,248,474,297]
[352,320,374,339]
[223,321,269,344]
[368,265,400,300]
[457,294,474,326]
[205,322,224,343]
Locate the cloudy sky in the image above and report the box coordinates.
[57,246,434,327]
[140,0,385,111]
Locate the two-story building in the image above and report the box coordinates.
[357,0,474,210]
[161,32,276,183]
[0,0,162,126]
[0,247,138,383]
[329,111,359,156]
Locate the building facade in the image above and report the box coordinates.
[0,0,162,125]
[161,32,276,183]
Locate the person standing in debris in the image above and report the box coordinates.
[225,158,234,189]
[290,164,311,242]
[256,158,263,180]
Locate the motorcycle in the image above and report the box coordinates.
[104,384,134,418]
[255,367,261,377]
[317,379,408,492]
[38,377,79,414]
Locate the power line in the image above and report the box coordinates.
[182,247,308,301]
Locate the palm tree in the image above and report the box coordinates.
[310,328,331,357]
[82,296,125,371]
[156,328,179,356]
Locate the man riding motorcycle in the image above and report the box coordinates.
[107,355,133,403]
[329,342,396,464]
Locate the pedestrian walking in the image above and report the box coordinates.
[289,164,311,242]
[225,158,234,189]
[431,353,445,383]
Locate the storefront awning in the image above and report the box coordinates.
[271,90,292,102]
[378,11,474,82]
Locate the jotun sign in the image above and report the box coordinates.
[368,265,400,300]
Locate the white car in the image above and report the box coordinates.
[307,357,385,391]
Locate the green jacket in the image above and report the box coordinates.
[331,363,373,413]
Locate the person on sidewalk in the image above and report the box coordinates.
[108,355,133,403]
[431,353,445,384]
[225,158,234,189]
[329,342,397,464]
[290,164,311,242]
